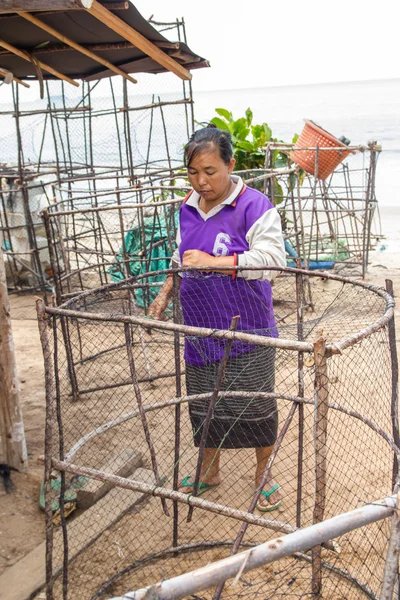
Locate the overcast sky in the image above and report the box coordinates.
[134,0,399,91]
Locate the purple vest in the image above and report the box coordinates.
[179,186,278,366]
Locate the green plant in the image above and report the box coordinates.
[210,107,272,171]
[209,107,303,204]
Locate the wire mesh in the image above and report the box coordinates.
[0,15,194,306]
[38,267,398,599]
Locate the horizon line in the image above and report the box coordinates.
[193,76,400,95]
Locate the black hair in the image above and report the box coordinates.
[184,123,233,168]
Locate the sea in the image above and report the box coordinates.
[0,77,399,211]
[195,78,400,257]
[194,78,400,210]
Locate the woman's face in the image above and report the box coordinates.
[187,145,235,204]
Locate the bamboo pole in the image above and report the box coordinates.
[0,0,93,11]
[0,67,29,87]
[86,0,192,81]
[0,249,28,471]
[0,1,129,14]
[45,304,314,354]
[19,11,137,84]
[0,38,79,87]
[117,493,397,600]
[312,335,329,597]
[50,458,336,545]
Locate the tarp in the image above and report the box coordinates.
[108,206,179,308]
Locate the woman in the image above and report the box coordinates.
[149,125,286,511]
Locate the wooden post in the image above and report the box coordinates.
[0,249,28,471]
[311,335,329,597]
[36,297,55,600]
[385,279,400,489]
[380,490,400,600]
[296,262,305,528]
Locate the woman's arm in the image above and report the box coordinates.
[182,208,286,280]
[182,250,235,274]
[148,275,175,320]
[237,207,286,280]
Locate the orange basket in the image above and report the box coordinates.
[290,120,355,180]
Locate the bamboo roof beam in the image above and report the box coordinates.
[85,0,192,81]
[0,3,128,18]
[0,0,93,13]
[0,67,30,87]
[0,38,79,86]
[18,11,137,84]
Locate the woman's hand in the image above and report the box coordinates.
[148,295,169,320]
[182,250,216,268]
[182,250,234,274]
[148,276,174,320]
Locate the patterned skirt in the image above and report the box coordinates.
[186,346,278,449]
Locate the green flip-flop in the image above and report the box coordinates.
[180,475,220,496]
[39,475,89,513]
[256,483,282,512]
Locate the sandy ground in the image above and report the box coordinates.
[1,206,400,597]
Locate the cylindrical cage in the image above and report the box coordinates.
[37,267,399,600]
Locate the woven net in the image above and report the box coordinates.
[39,267,398,600]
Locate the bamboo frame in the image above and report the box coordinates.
[86,0,192,81]
[0,38,79,86]
[49,458,336,547]
[18,11,138,84]
[44,266,394,358]
[119,494,398,600]
[36,261,399,598]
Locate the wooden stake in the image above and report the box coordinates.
[312,335,329,598]
[0,38,79,87]
[380,490,400,600]
[386,279,400,488]
[19,11,137,84]
[86,0,192,81]
[0,249,28,471]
